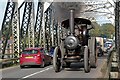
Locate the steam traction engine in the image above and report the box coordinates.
[53,9,97,73]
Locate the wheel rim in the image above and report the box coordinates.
[84,46,90,73]
[89,37,97,68]
[42,61,45,67]
[53,47,61,72]
[41,60,45,67]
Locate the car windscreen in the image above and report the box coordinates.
[22,50,38,54]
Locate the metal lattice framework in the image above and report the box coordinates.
[57,22,64,45]
[20,2,33,50]
[52,20,58,46]
[115,1,120,70]
[1,1,15,59]
[45,7,52,50]
[58,23,62,44]
[28,2,35,48]
[77,1,115,23]
[34,2,43,47]
[12,2,19,57]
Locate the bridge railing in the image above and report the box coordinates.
[0,53,19,68]
[107,44,115,65]
[106,43,119,79]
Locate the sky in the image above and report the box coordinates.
[0,0,115,30]
[0,0,7,30]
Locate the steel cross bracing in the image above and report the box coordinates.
[58,24,62,43]
[57,23,61,45]
[1,1,15,59]
[44,7,53,50]
[115,1,120,74]
[50,6,59,47]
[28,2,35,48]
[12,2,19,58]
[115,2,119,52]
[34,2,43,47]
[108,1,120,78]
[20,2,33,51]
[77,1,115,22]
[52,20,58,46]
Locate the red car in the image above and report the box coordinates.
[20,48,52,68]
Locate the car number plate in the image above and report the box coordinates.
[25,56,33,58]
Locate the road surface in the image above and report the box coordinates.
[1,54,108,80]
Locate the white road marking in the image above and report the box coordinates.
[21,67,53,79]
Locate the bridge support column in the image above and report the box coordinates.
[115,1,120,78]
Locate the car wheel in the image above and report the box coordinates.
[20,65,24,69]
[41,60,45,68]
[84,46,90,73]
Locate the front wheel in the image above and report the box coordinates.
[84,46,90,73]
[89,37,97,68]
[53,47,61,72]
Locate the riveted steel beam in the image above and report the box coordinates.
[28,2,35,48]
[110,1,120,79]
[20,2,33,51]
[34,2,43,47]
[44,7,52,51]
[12,2,19,59]
[53,20,58,46]
[115,1,120,64]
[1,1,15,59]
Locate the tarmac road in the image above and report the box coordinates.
[1,54,108,80]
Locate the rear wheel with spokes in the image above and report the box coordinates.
[53,47,61,72]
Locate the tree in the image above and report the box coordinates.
[90,22,115,38]
[90,22,101,37]
[101,23,115,38]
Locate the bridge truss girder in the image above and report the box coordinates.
[20,2,34,51]
[12,2,19,58]
[44,7,53,50]
[1,1,16,59]
[34,2,43,47]
[115,1,120,72]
